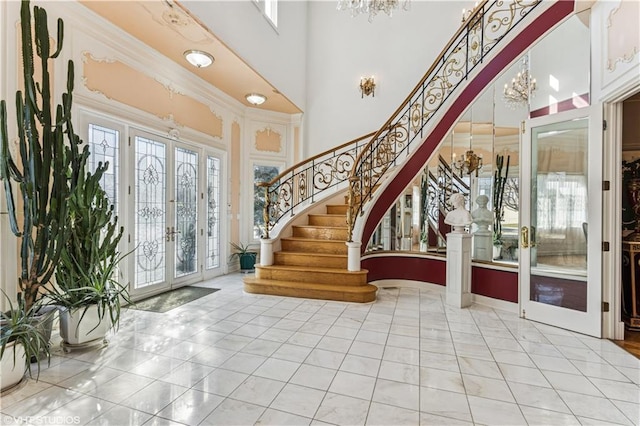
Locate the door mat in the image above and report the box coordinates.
[127,286,219,313]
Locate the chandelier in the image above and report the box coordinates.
[337,0,410,22]
[503,56,537,109]
[453,150,483,177]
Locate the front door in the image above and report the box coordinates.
[520,108,602,337]
[130,131,207,299]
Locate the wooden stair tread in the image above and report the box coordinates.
[277,251,346,258]
[244,277,377,293]
[258,264,367,274]
[281,236,346,243]
[294,225,348,229]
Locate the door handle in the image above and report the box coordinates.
[521,226,529,249]
[165,226,180,242]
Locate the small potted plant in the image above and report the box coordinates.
[230,242,258,272]
[1,293,51,392]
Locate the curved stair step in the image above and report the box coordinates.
[255,264,368,286]
[244,277,377,303]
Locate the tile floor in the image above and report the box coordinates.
[1,274,639,425]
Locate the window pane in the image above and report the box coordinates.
[265,0,277,26]
[88,124,119,213]
[254,165,280,239]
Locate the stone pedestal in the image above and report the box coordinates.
[473,231,493,261]
[260,238,274,266]
[446,232,473,308]
[347,241,362,272]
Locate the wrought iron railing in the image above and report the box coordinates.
[426,156,471,246]
[347,0,541,240]
[259,0,541,242]
[259,131,376,238]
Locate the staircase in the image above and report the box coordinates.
[244,202,377,303]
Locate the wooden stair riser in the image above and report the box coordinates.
[308,214,347,227]
[281,238,347,254]
[255,266,367,286]
[292,225,348,240]
[274,252,348,269]
[244,278,377,303]
[326,204,349,215]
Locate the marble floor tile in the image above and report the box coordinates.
[366,402,419,425]
[5,274,639,426]
[314,392,369,425]
[155,388,223,425]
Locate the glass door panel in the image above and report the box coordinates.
[520,110,601,336]
[134,135,168,292]
[206,155,221,270]
[174,146,198,278]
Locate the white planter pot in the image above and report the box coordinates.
[59,305,111,346]
[1,341,26,392]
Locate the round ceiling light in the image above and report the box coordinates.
[245,93,267,106]
[183,50,214,68]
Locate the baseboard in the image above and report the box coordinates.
[371,279,445,292]
[472,294,519,313]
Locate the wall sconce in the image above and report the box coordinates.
[452,150,483,177]
[360,76,376,98]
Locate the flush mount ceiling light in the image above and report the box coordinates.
[245,93,267,106]
[183,50,214,68]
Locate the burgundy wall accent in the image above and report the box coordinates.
[363,256,446,286]
[530,93,590,118]
[361,1,575,250]
[530,274,586,312]
[363,255,519,303]
[471,267,519,303]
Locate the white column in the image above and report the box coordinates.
[446,232,473,308]
[260,238,274,266]
[346,241,361,272]
[473,231,493,261]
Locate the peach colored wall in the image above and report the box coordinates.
[230,121,241,246]
[83,54,223,139]
[255,128,282,153]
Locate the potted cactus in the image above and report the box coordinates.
[47,158,131,348]
[0,0,78,372]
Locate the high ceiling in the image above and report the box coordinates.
[79,0,302,115]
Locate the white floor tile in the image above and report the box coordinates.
[314,392,369,425]
[6,274,638,426]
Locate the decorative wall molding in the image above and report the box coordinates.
[606,1,639,72]
[82,52,223,139]
[255,126,282,153]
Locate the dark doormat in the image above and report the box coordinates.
[127,286,219,313]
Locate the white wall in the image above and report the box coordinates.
[304,1,466,156]
[182,0,308,111]
[185,1,470,157]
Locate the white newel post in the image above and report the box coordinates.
[346,241,361,272]
[446,232,473,309]
[260,238,274,266]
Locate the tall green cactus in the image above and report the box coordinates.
[0,0,81,311]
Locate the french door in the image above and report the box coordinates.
[130,130,223,299]
[519,108,602,337]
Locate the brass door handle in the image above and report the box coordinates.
[521,226,529,249]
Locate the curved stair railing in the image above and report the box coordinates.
[259,0,542,242]
[347,0,542,241]
[259,131,376,239]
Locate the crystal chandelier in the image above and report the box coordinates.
[337,0,410,22]
[503,56,537,109]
